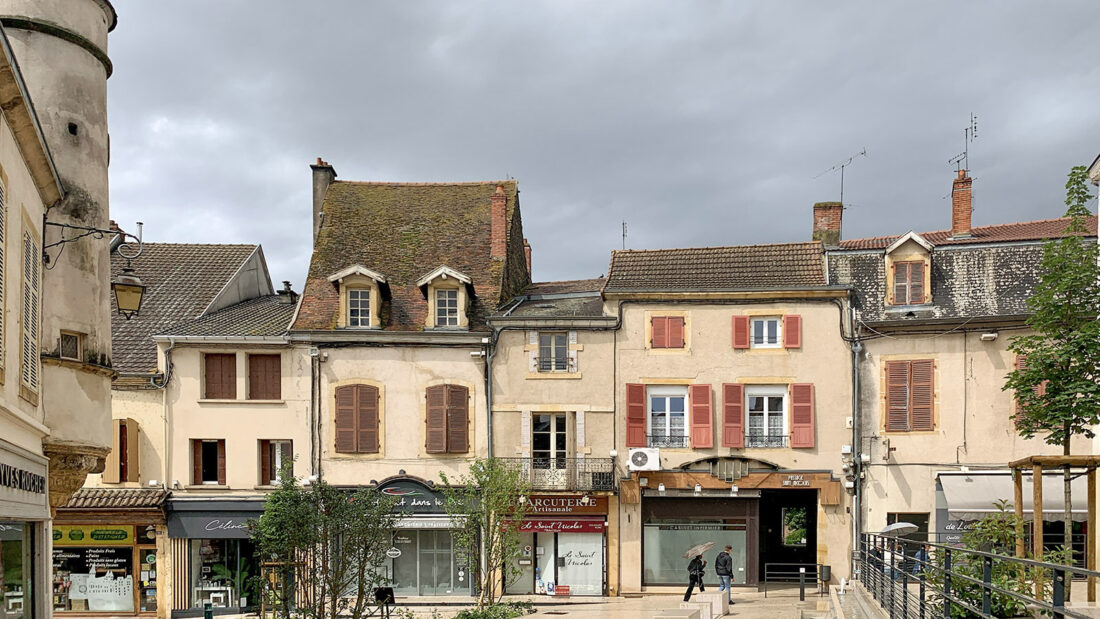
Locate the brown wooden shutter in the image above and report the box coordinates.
[910,261,925,304]
[668,317,685,349]
[425,385,447,453]
[783,315,802,349]
[651,316,668,348]
[789,383,816,448]
[357,385,380,453]
[446,385,470,453]
[909,360,934,431]
[124,419,140,482]
[334,385,357,453]
[249,355,281,400]
[885,361,911,431]
[689,384,713,448]
[204,353,236,399]
[625,383,647,447]
[732,316,750,349]
[216,440,227,485]
[721,383,745,448]
[892,263,907,305]
[259,440,271,485]
[103,419,122,483]
[191,440,202,485]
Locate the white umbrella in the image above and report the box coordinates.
[881,522,918,537]
[683,541,715,559]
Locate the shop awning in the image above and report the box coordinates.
[938,472,1089,522]
[167,498,265,539]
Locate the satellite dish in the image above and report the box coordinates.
[881,522,918,537]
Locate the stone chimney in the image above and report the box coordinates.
[951,169,973,238]
[523,238,532,276]
[311,158,336,242]
[812,201,843,247]
[490,184,507,259]
[277,281,299,305]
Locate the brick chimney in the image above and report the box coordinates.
[523,238,532,276]
[490,184,507,259]
[812,202,843,247]
[311,158,336,243]
[951,169,973,238]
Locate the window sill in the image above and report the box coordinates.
[646,347,690,355]
[184,484,230,490]
[882,429,937,434]
[427,326,469,332]
[885,304,933,312]
[744,348,789,355]
[198,399,286,405]
[525,372,582,380]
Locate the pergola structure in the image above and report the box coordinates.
[1008,455,1099,601]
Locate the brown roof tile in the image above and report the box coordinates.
[60,488,168,510]
[838,216,1098,250]
[603,242,827,293]
[525,278,606,295]
[292,180,529,331]
[161,295,296,338]
[111,243,259,373]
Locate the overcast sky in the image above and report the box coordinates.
[106,1,1099,289]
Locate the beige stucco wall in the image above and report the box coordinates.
[318,343,488,485]
[859,329,1089,534]
[87,387,164,487]
[165,344,311,492]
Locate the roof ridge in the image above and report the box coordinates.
[844,214,1097,244]
[531,277,606,285]
[334,179,517,187]
[611,240,822,255]
[141,242,257,248]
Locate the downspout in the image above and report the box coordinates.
[312,352,321,478]
[850,308,863,578]
[155,337,177,491]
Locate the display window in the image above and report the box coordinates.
[1,522,32,619]
[387,530,469,596]
[188,539,257,610]
[643,520,748,586]
[51,524,157,615]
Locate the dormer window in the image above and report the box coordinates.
[892,261,925,305]
[348,289,371,327]
[328,265,387,329]
[436,289,459,326]
[417,266,472,330]
[884,232,933,307]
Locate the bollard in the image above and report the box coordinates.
[800,567,806,602]
[204,603,212,619]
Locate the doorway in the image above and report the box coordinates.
[758,490,817,579]
[532,414,568,489]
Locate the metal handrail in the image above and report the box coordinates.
[495,457,617,491]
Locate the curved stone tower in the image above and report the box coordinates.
[0,0,117,510]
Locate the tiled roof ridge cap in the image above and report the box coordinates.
[139,242,257,248]
[611,240,823,255]
[843,214,1097,245]
[333,179,517,187]
[530,277,606,285]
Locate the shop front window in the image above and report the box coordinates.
[189,539,257,610]
[556,533,603,595]
[643,520,747,586]
[52,524,143,613]
[387,530,469,596]
[1,522,31,619]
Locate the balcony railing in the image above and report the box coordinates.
[746,433,788,448]
[647,435,689,448]
[534,357,576,373]
[498,457,617,491]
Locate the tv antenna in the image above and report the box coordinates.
[621,221,627,250]
[948,113,978,171]
[815,148,867,204]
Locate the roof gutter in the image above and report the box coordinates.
[288,330,486,346]
[151,335,287,344]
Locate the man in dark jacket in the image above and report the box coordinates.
[715,545,733,602]
[683,554,706,601]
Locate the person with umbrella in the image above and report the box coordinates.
[683,542,713,602]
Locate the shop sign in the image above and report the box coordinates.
[167,510,261,539]
[53,525,135,547]
[782,475,812,487]
[385,547,402,559]
[378,479,447,514]
[0,440,48,518]
[528,495,607,515]
[553,585,571,596]
[514,518,605,533]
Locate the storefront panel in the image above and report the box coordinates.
[509,495,611,597]
[0,440,49,521]
[1,522,33,619]
[379,479,471,597]
[51,524,158,614]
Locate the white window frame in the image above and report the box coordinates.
[537,332,569,372]
[647,386,688,441]
[435,288,459,327]
[750,316,782,348]
[746,385,787,444]
[347,288,370,327]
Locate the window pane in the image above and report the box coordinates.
[748,396,764,412]
[669,397,684,413]
[768,396,783,412]
[753,320,764,344]
[670,412,685,434]
[767,320,779,344]
[651,397,666,413]
[748,413,764,432]
[533,415,551,433]
[651,412,667,434]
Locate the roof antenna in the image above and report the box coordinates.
[815,148,867,204]
[622,221,628,250]
[948,113,978,172]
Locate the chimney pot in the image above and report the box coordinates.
[311,159,337,243]
[951,170,973,238]
[812,201,843,247]
[523,238,532,277]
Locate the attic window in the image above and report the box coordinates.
[348,289,370,327]
[60,331,82,361]
[436,289,458,327]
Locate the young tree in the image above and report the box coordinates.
[1004,165,1100,579]
[251,473,397,619]
[440,459,531,609]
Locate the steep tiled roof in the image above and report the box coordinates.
[603,242,827,293]
[60,488,168,510]
[111,243,258,374]
[292,180,529,331]
[838,216,1098,250]
[525,278,606,295]
[161,295,296,338]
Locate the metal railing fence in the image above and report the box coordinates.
[496,457,616,491]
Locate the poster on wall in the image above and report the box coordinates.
[53,546,135,612]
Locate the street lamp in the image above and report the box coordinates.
[44,219,146,319]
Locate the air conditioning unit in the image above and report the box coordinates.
[628,448,660,472]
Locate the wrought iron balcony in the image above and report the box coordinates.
[647,434,689,448]
[746,433,788,448]
[498,457,617,491]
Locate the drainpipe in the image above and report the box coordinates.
[850,312,864,578]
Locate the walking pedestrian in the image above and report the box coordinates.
[912,544,929,576]
[715,545,734,603]
[683,554,707,601]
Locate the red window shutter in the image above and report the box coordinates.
[216,440,227,485]
[356,385,380,453]
[909,360,934,431]
[910,261,925,304]
[668,317,685,349]
[783,315,802,349]
[721,384,745,448]
[446,385,470,453]
[885,361,911,431]
[789,383,816,448]
[191,440,202,485]
[425,385,448,453]
[334,385,357,453]
[732,316,750,349]
[651,317,668,348]
[625,383,647,447]
[259,440,271,485]
[689,384,713,448]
